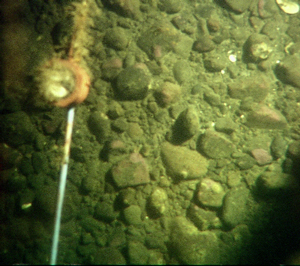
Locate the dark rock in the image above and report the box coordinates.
[193,37,215,53]
[115,66,150,100]
[88,111,111,143]
[94,201,117,222]
[93,247,126,265]
[271,135,287,159]
[104,27,129,51]
[128,240,150,265]
[0,111,37,147]
[123,205,142,225]
[222,186,250,228]
[277,55,300,88]
[172,107,199,144]
[169,216,220,264]
[187,204,221,230]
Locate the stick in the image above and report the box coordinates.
[50,107,75,265]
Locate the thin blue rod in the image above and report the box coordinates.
[50,107,75,265]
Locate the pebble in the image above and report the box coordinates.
[111,152,150,188]
[161,142,208,181]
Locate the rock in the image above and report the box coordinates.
[245,33,273,61]
[173,60,191,84]
[106,0,141,19]
[128,240,150,265]
[198,130,236,159]
[115,66,150,100]
[169,216,220,264]
[104,27,129,51]
[148,187,168,217]
[222,186,250,228]
[270,135,287,159]
[93,247,126,265]
[277,55,300,88]
[137,20,181,59]
[158,0,183,14]
[204,55,227,72]
[228,74,270,102]
[193,36,215,53]
[101,58,123,80]
[203,86,221,106]
[256,171,297,196]
[187,204,222,230]
[245,105,287,129]
[0,111,37,147]
[172,107,199,144]
[225,0,252,13]
[161,142,208,181]
[236,154,256,170]
[215,117,238,134]
[88,111,111,143]
[111,152,150,188]
[197,178,226,208]
[156,81,181,107]
[251,148,273,165]
[94,201,117,222]
[123,205,142,226]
